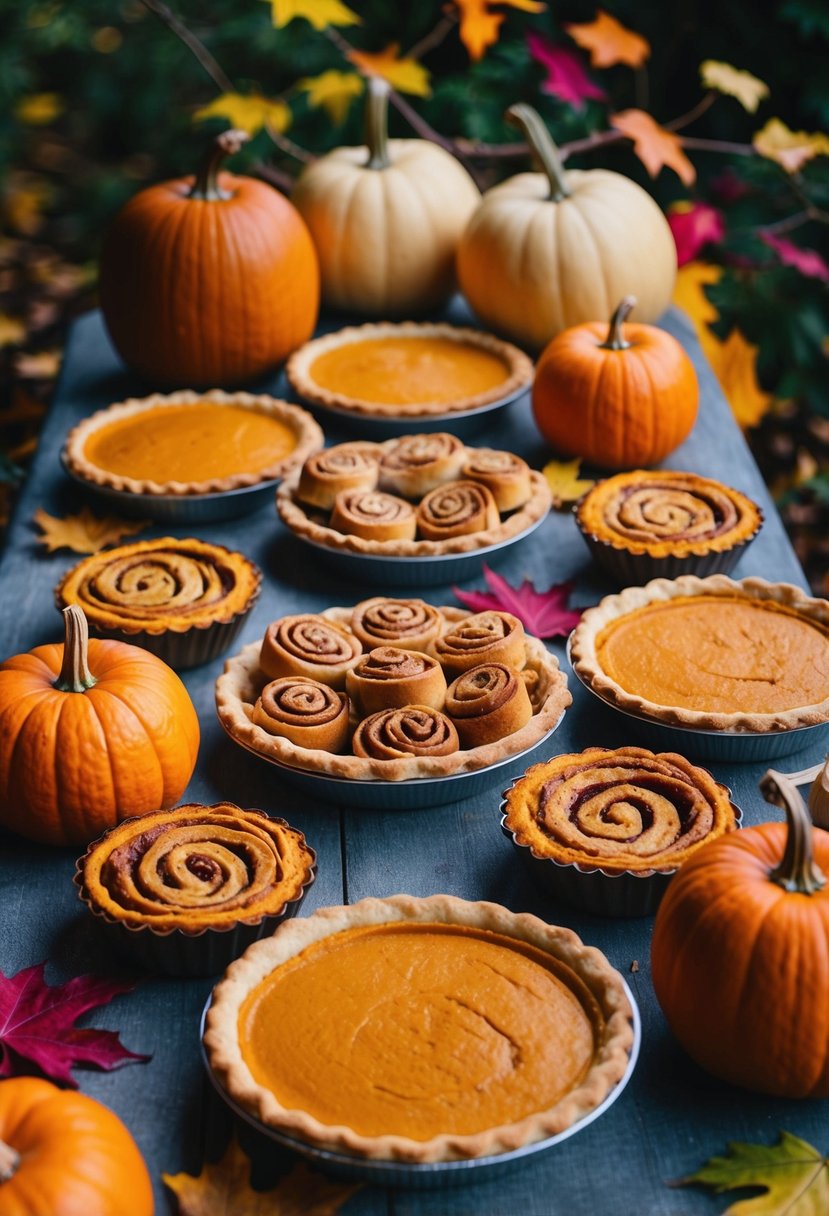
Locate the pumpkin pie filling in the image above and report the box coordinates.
[237,921,603,1140]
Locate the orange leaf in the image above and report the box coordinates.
[454,0,545,62]
[33,507,150,554]
[163,1139,362,1215]
[347,43,430,97]
[566,10,650,68]
[610,109,696,185]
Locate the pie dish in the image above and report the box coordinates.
[285,322,533,420]
[75,803,316,976]
[501,747,741,916]
[576,469,763,583]
[55,537,261,669]
[203,894,634,1163]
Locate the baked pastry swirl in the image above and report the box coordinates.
[417,480,500,540]
[330,489,416,542]
[350,597,444,653]
[445,663,533,748]
[433,610,526,675]
[352,706,459,760]
[253,677,350,752]
[260,615,362,687]
[346,648,447,715]
[460,449,532,512]
[378,433,466,498]
[296,442,382,510]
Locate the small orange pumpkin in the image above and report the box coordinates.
[0,606,199,846]
[100,129,319,388]
[532,296,699,469]
[0,1076,153,1216]
[652,770,829,1098]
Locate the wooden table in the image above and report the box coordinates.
[2,305,827,1216]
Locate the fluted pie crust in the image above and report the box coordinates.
[203,894,634,1162]
[286,323,533,418]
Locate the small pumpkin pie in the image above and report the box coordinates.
[203,894,634,1161]
[576,470,763,583]
[56,537,261,669]
[75,803,317,976]
[286,322,533,419]
[63,389,323,498]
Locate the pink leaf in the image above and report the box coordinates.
[0,963,150,1087]
[761,232,829,281]
[453,564,582,639]
[668,202,725,266]
[526,32,606,108]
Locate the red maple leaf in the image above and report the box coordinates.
[526,31,606,108]
[453,565,582,639]
[0,963,150,1087]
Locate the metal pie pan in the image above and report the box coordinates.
[199,980,640,1188]
[300,382,529,440]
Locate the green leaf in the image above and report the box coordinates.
[680,1131,829,1215]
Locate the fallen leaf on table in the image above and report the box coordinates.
[542,458,595,508]
[454,564,581,639]
[456,0,546,63]
[163,1139,363,1215]
[347,44,431,97]
[678,1130,829,1215]
[752,118,829,173]
[34,506,149,554]
[700,60,769,113]
[527,32,606,108]
[566,10,650,69]
[0,962,149,1088]
[705,327,771,430]
[610,109,696,185]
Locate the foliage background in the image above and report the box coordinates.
[1,0,827,588]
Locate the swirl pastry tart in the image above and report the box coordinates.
[75,803,316,975]
[576,469,763,583]
[502,747,741,916]
[259,614,362,687]
[352,706,459,760]
[296,442,383,511]
[461,449,532,512]
[346,648,447,715]
[378,433,466,498]
[433,611,526,676]
[56,538,261,669]
[253,678,350,752]
[350,597,444,653]
[330,489,416,542]
[445,663,533,747]
[417,480,500,540]
[204,894,634,1162]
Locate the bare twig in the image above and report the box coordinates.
[140,0,234,93]
[665,90,716,131]
[264,120,314,165]
[679,135,755,156]
[251,160,296,194]
[407,11,459,61]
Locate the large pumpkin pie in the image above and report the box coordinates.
[570,575,829,733]
[286,322,533,418]
[63,389,323,497]
[204,895,634,1161]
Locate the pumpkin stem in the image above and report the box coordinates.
[54,606,98,693]
[189,129,249,201]
[505,104,570,202]
[601,296,637,350]
[364,76,392,170]
[0,1138,20,1182]
[762,768,826,895]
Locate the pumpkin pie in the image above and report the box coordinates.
[576,470,763,583]
[63,389,323,497]
[203,894,634,1161]
[286,322,533,419]
[569,575,829,734]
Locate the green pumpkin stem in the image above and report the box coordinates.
[189,128,249,201]
[505,103,570,202]
[601,296,637,351]
[364,76,392,170]
[0,1138,20,1182]
[55,606,98,693]
[761,768,826,895]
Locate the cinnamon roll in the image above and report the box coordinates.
[378,433,466,498]
[296,442,382,510]
[460,449,532,512]
[432,610,526,676]
[260,614,362,687]
[352,706,459,760]
[416,480,500,540]
[346,647,447,715]
[330,489,417,542]
[445,663,533,747]
[350,597,444,653]
[253,677,350,751]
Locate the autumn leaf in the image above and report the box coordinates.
[565,10,650,69]
[348,44,430,98]
[15,350,61,379]
[668,201,725,266]
[266,0,360,30]
[454,0,545,63]
[673,260,722,331]
[0,963,149,1088]
[0,314,25,348]
[526,32,606,108]
[700,60,769,113]
[762,231,829,281]
[194,92,291,136]
[15,92,64,125]
[163,1138,362,1215]
[454,564,581,639]
[679,1130,829,1215]
[298,70,363,125]
[542,458,595,507]
[611,109,696,184]
[706,328,772,429]
[753,118,829,173]
[33,507,149,554]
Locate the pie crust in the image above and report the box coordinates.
[285,323,533,419]
[63,389,324,497]
[203,894,634,1162]
[569,574,829,734]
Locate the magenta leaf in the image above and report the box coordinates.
[0,963,150,1087]
[761,232,829,281]
[668,202,725,266]
[526,32,606,108]
[454,564,582,639]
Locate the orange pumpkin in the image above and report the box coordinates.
[0,606,199,846]
[99,129,319,388]
[0,1076,153,1216]
[532,296,698,469]
[652,770,829,1098]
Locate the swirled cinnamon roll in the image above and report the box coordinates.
[378,433,466,498]
[352,706,459,760]
[260,614,362,687]
[296,442,382,510]
[253,677,350,751]
[330,489,416,542]
[416,480,500,540]
[350,597,444,653]
[460,449,532,512]
[346,647,447,715]
[432,610,526,676]
[445,663,533,747]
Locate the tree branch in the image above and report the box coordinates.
[139,0,234,94]
[665,90,716,131]
[406,11,459,61]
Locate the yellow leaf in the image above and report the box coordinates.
[2,174,51,236]
[454,0,545,62]
[163,1138,362,1215]
[34,508,150,555]
[610,109,696,185]
[15,92,63,125]
[194,92,291,136]
[681,1130,829,1216]
[673,260,721,332]
[706,328,771,429]
[348,44,431,98]
[700,60,768,113]
[753,117,829,174]
[0,315,25,348]
[542,459,595,508]
[267,0,360,30]
[566,10,650,69]
[298,70,364,125]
